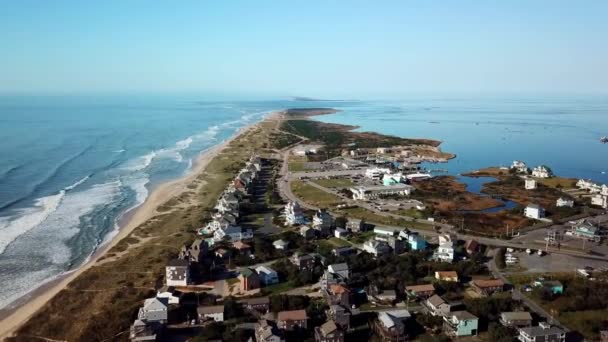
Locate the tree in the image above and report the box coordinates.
[488,323,517,342]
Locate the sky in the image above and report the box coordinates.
[0,1,607,97]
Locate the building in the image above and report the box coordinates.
[256,266,279,286]
[156,287,180,305]
[471,279,505,296]
[435,271,458,282]
[592,194,608,208]
[351,184,414,200]
[525,178,537,190]
[238,297,270,313]
[138,297,169,324]
[444,311,479,336]
[433,234,455,262]
[347,218,371,232]
[556,197,574,208]
[365,167,391,180]
[383,173,405,186]
[406,232,427,251]
[517,322,566,342]
[129,319,161,341]
[277,309,308,331]
[532,165,552,178]
[334,228,349,239]
[324,284,353,308]
[363,239,391,258]
[374,226,402,237]
[300,225,315,239]
[426,295,450,316]
[577,179,599,192]
[405,284,435,299]
[569,219,602,241]
[464,239,479,255]
[232,241,252,256]
[197,305,224,322]
[165,259,190,287]
[332,246,357,257]
[179,239,207,263]
[292,253,316,270]
[213,225,252,243]
[511,160,528,173]
[374,289,397,304]
[255,319,284,342]
[326,305,351,330]
[314,320,344,342]
[373,310,412,342]
[284,201,305,225]
[312,209,333,236]
[273,239,290,250]
[500,312,533,328]
[327,263,350,280]
[524,204,545,219]
[238,267,261,291]
[534,280,564,295]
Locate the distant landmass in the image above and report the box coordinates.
[291,96,357,102]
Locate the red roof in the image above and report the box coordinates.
[278,309,308,321]
[473,279,505,288]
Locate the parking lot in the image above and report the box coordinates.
[507,251,608,273]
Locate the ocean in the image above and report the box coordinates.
[1,95,607,310]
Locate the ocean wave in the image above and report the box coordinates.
[65,175,90,192]
[112,149,126,153]
[123,151,157,172]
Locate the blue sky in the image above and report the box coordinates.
[0,1,607,97]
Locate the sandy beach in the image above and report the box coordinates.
[0,119,261,340]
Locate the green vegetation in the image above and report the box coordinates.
[291,180,344,207]
[268,131,302,149]
[495,247,506,269]
[327,237,352,247]
[338,206,436,231]
[312,177,354,188]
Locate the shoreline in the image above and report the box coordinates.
[0,117,263,339]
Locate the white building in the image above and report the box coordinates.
[312,209,333,234]
[284,201,305,225]
[365,167,391,181]
[376,147,391,154]
[591,194,608,209]
[165,259,190,287]
[576,179,596,191]
[433,234,455,262]
[327,263,350,279]
[197,305,224,322]
[156,288,180,305]
[351,184,414,200]
[363,239,391,258]
[556,197,574,208]
[524,204,545,219]
[273,239,290,250]
[511,160,528,173]
[524,178,537,190]
[213,225,252,242]
[531,165,552,178]
[602,184,608,196]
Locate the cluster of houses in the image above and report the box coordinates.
[577,178,608,209]
[511,161,553,178]
[524,177,574,209]
[198,155,263,243]
[361,226,430,258]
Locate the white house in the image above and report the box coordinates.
[138,297,169,323]
[213,225,251,242]
[327,263,350,280]
[376,147,391,154]
[433,234,455,262]
[165,259,190,287]
[273,239,290,250]
[312,209,333,234]
[556,197,574,208]
[524,178,537,190]
[156,287,180,305]
[532,165,552,178]
[284,201,305,225]
[524,204,545,219]
[363,239,391,258]
[602,185,608,196]
[197,305,224,322]
[334,227,349,239]
[351,184,414,200]
[365,167,391,181]
[591,194,608,208]
[576,179,596,191]
[511,160,528,173]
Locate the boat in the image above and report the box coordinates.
[601,136,608,144]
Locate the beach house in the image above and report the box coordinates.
[363,239,391,258]
[500,312,533,328]
[517,323,566,342]
[328,263,350,280]
[435,271,459,282]
[277,309,308,331]
[525,178,537,190]
[532,165,552,178]
[255,320,284,342]
[197,305,225,322]
[165,259,190,287]
[284,201,305,225]
[256,265,279,286]
[312,209,333,236]
[373,310,412,342]
[511,160,528,173]
[433,234,455,262]
[556,197,574,208]
[524,204,545,219]
[592,194,608,208]
[569,219,602,241]
[138,297,169,324]
[365,167,391,181]
[238,267,261,291]
[443,311,479,336]
[315,320,344,342]
[405,284,435,299]
[351,184,414,200]
[471,279,505,296]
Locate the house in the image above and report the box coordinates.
[363,239,391,258]
[517,322,566,342]
[165,259,190,287]
[532,165,552,178]
[292,253,316,270]
[435,271,458,282]
[328,263,350,280]
[569,219,602,241]
[284,201,305,225]
[383,173,405,186]
[138,297,168,324]
[255,319,284,342]
[577,178,598,191]
[524,204,545,219]
[156,286,180,305]
[471,279,505,296]
[378,234,405,254]
[179,239,207,263]
[365,167,391,180]
[256,266,279,286]
[511,160,528,173]
[326,305,351,330]
[273,239,290,250]
[373,310,412,342]
[238,297,270,313]
[433,234,455,262]
[405,284,435,299]
[525,178,537,190]
[197,305,224,322]
[347,218,371,232]
[443,311,479,336]
[591,194,608,208]
[324,284,353,307]
[556,197,574,208]
[406,232,427,251]
[426,295,450,316]
[312,209,333,236]
[500,312,533,327]
[300,226,315,239]
[351,184,414,200]
[315,320,344,342]
[332,246,357,257]
[277,309,308,331]
[375,290,397,304]
[215,248,231,259]
[374,226,402,237]
[232,241,252,256]
[334,227,349,239]
[601,330,608,342]
[534,280,563,295]
[464,239,479,255]
[130,319,161,342]
[213,225,252,243]
[238,267,261,291]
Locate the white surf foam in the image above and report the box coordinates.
[124,151,156,172]
[65,175,90,191]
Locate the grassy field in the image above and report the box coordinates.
[290,180,344,207]
[288,156,308,172]
[535,176,578,189]
[337,207,436,231]
[327,237,352,247]
[13,121,277,341]
[312,178,354,188]
[261,281,295,296]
